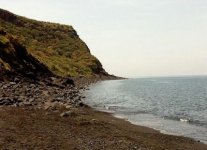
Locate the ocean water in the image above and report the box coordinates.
[83,76,207,144]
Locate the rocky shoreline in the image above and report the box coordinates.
[0,75,121,113]
[0,77,82,109]
[0,76,207,150]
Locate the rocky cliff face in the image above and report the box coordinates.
[0,8,108,77]
[0,29,52,80]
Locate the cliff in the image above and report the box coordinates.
[0,29,53,79]
[0,8,108,78]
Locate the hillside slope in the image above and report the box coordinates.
[0,8,107,77]
[0,30,52,80]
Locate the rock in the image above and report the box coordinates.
[0,74,88,109]
[77,101,84,107]
[65,105,73,109]
[60,111,76,117]
[42,90,49,96]
[9,82,16,85]
[25,72,36,79]
[13,103,19,107]
[14,77,20,83]
[49,77,57,82]
[0,98,10,105]
[91,119,98,123]
[44,102,52,110]
[23,102,32,106]
[63,78,75,86]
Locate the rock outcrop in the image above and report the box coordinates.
[0,29,52,80]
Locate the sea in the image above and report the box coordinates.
[83,76,207,144]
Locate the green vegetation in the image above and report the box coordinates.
[0,8,106,77]
[0,58,10,70]
[0,35,9,47]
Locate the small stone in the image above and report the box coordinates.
[78,101,84,107]
[44,103,51,110]
[92,119,97,121]
[42,90,49,96]
[23,102,32,106]
[65,105,73,109]
[9,82,16,85]
[13,103,19,107]
[60,111,76,117]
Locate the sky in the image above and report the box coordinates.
[1,0,207,77]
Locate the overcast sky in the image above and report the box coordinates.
[1,0,207,77]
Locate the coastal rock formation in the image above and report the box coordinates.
[0,77,86,108]
[0,8,108,77]
[0,9,119,109]
[0,29,52,80]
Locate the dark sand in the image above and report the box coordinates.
[0,106,206,150]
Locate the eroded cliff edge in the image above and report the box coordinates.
[0,8,109,79]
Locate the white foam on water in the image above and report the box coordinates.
[113,112,207,144]
[180,118,189,122]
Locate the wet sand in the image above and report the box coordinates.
[0,106,206,150]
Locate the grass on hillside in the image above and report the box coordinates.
[0,9,104,77]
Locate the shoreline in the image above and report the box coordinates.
[0,106,206,149]
[95,107,207,147]
[87,104,207,146]
[83,78,207,146]
[113,112,207,145]
[0,77,207,149]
